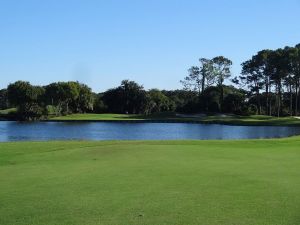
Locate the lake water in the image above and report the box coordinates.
[0,121,300,142]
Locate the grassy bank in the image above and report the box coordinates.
[49,113,300,126]
[0,108,16,120]
[1,138,300,225]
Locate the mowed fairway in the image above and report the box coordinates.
[1,139,300,225]
[49,113,300,126]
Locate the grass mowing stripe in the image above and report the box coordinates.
[1,138,300,225]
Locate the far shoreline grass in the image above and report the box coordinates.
[2,108,300,126]
[47,112,300,126]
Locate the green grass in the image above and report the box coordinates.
[0,108,16,120]
[0,108,16,115]
[50,113,146,120]
[49,113,300,126]
[199,114,300,126]
[49,112,178,121]
[1,138,300,225]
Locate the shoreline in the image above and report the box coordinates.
[0,118,299,127]
[43,119,299,127]
[2,113,300,127]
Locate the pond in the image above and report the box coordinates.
[1,121,300,142]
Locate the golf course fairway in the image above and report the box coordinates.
[1,138,300,225]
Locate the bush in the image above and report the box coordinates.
[45,105,59,116]
[17,103,44,121]
[248,104,258,115]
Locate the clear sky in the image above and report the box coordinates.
[1,0,299,92]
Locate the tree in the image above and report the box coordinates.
[93,93,107,113]
[223,92,245,114]
[200,86,221,112]
[181,66,200,94]
[267,48,290,117]
[181,58,214,95]
[162,90,198,112]
[44,81,81,115]
[7,81,45,120]
[102,87,124,113]
[282,47,297,115]
[7,81,32,106]
[288,45,300,115]
[257,50,273,115]
[238,50,275,115]
[240,55,265,114]
[60,82,80,114]
[44,82,60,114]
[212,56,232,110]
[147,89,174,113]
[7,81,44,106]
[0,89,8,109]
[102,80,148,114]
[75,83,94,113]
[121,80,147,114]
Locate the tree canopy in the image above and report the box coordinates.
[2,43,300,120]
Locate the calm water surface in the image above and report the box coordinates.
[1,121,300,142]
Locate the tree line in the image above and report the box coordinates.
[181,43,300,116]
[0,43,299,120]
[236,44,300,117]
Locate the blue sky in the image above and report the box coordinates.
[0,0,299,92]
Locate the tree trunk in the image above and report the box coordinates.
[269,84,272,116]
[289,84,293,116]
[256,91,261,115]
[201,75,205,94]
[296,84,299,116]
[266,82,269,115]
[277,83,282,117]
[277,84,280,117]
[220,84,224,112]
[198,86,201,96]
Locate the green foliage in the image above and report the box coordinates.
[44,81,94,116]
[3,42,300,120]
[93,93,108,113]
[237,44,300,117]
[181,56,233,112]
[7,81,44,106]
[146,89,175,114]
[212,56,232,86]
[77,83,94,112]
[7,81,45,120]
[199,86,221,112]
[45,105,58,116]
[162,90,198,111]
[181,57,230,95]
[102,80,148,114]
[247,104,258,115]
[0,89,8,109]
[16,103,44,120]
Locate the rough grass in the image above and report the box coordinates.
[200,114,300,126]
[50,113,146,120]
[49,113,300,126]
[0,108,16,115]
[0,108,17,120]
[1,138,300,225]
